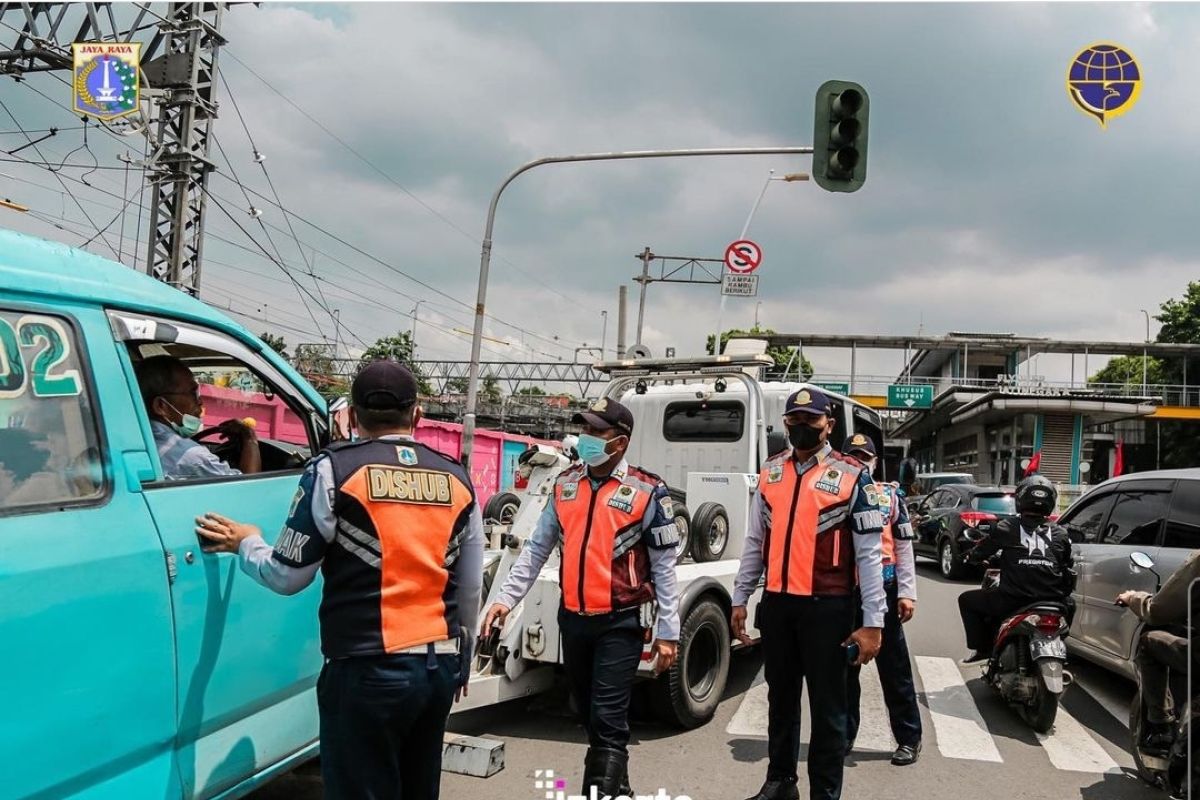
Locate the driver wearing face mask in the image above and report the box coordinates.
[135,355,261,480]
[482,396,680,799]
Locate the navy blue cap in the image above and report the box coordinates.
[352,360,418,410]
[572,396,634,435]
[784,387,832,417]
[842,433,877,458]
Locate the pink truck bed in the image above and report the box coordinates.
[199,384,553,506]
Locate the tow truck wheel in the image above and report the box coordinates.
[690,503,729,562]
[671,503,692,563]
[652,598,730,729]
[483,492,521,526]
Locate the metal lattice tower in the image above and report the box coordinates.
[0,2,226,296]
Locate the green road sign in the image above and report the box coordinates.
[888,384,933,409]
[813,381,850,395]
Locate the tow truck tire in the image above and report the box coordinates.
[671,503,692,563]
[652,598,730,729]
[483,492,521,526]
[690,503,729,562]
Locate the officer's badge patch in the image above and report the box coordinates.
[796,390,811,405]
[561,482,578,500]
[608,483,638,513]
[396,446,418,466]
[592,398,609,413]
[767,464,784,484]
[863,484,882,508]
[288,485,305,519]
[659,496,674,515]
[850,434,868,447]
[814,468,844,494]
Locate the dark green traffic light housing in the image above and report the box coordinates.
[812,80,869,192]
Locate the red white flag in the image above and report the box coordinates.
[1113,440,1125,478]
[1024,450,1042,477]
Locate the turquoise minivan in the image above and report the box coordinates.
[0,229,329,799]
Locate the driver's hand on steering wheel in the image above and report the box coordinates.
[217,418,257,443]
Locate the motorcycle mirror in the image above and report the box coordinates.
[1129,551,1156,570]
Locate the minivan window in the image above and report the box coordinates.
[1102,489,1171,546]
[0,309,105,514]
[1164,481,1200,549]
[663,400,744,443]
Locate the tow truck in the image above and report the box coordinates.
[453,350,886,730]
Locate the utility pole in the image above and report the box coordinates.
[0,3,228,296]
[600,310,608,359]
[411,300,425,360]
[617,286,628,359]
[634,247,652,346]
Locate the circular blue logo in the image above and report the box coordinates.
[1066,43,1142,128]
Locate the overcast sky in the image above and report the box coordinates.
[3,1,1196,385]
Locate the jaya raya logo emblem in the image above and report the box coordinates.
[72,42,141,120]
[1066,42,1142,129]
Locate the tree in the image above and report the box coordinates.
[515,386,547,396]
[482,374,502,403]
[445,377,469,394]
[706,326,813,379]
[358,331,433,395]
[1089,355,1166,386]
[293,343,347,396]
[259,332,289,359]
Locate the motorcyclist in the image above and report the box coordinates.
[1116,548,1200,755]
[957,475,1075,664]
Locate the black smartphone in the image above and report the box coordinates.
[845,642,860,663]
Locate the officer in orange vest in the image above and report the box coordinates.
[731,388,886,800]
[482,397,680,799]
[841,434,922,767]
[195,361,484,800]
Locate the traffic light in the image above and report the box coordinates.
[812,80,869,193]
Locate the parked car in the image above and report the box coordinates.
[909,484,1016,579]
[1058,469,1200,680]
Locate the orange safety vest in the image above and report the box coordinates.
[554,463,658,614]
[327,439,476,656]
[758,449,862,596]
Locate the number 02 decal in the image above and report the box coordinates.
[0,315,83,398]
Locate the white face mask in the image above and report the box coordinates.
[864,458,878,476]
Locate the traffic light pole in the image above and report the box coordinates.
[461,146,813,468]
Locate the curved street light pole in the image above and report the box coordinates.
[461,146,814,466]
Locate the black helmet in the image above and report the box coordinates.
[1015,475,1057,517]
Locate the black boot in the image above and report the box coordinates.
[742,777,800,800]
[582,747,628,799]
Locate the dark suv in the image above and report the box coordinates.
[909,484,1017,579]
[1058,470,1200,679]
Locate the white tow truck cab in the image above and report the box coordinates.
[457,352,885,730]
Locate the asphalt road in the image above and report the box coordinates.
[250,560,1158,800]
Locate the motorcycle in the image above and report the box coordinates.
[978,568,1073,733]
[1122,551,1194,799]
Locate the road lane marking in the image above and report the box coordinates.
[915,656,1003,763]
[726,673,769,737]
[853,660,897,752]
[1035,707,1123,774]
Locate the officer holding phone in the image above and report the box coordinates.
[732,389,886,800]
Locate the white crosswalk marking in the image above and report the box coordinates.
[1035,707,1122,774]
[852,661,897,752]
[726,654,1127,776]
[726,677,769,737]
[914,657,1004,762]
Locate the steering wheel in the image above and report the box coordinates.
[193,425,243,463]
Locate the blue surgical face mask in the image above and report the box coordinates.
[575,433,615,467]
[163,399,203,438]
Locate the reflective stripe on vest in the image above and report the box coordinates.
[556,472,653,613]
[759,456,859,595]
[339,462,473,652]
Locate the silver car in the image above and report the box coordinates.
[1058,469,1200,679]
